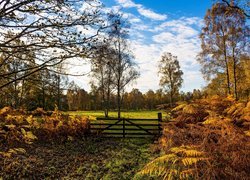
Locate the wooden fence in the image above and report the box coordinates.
[90,113,163,138]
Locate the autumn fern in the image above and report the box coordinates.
[136,146,209,180]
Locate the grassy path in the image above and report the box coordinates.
[1,138,159,179]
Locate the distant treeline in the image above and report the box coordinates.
[0,77,203,111]
[66,85,203,111]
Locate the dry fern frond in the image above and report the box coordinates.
[172,103,187,112]
[182,104,199,114]
[182,157,207,166]
[137,146,208,179]
[137,154,178,177]
[170,146,205,157]
[0,148,26,158]
[226,95,236,102]
[244,130,250,137]
[180,169,196,179]
[203,116,221,125]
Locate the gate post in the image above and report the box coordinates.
[123,118,125,138]
[158,113,162,135]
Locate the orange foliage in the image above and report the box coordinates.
[159,96,250,179]
[0,107,90,150]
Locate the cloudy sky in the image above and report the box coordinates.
[72,0,213,93]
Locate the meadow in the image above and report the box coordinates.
[68,110,168,119]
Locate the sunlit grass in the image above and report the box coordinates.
[67,110,167,119]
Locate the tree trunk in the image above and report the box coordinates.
[57,75,60,110]
[170,89,173,108]
[117,85,121,119]
[225,61,231,96]
[42,86,45,109]
[14,64,18,109]
[106,85,110,118]
[232,48,238,100]
[222,32,231,95]
[20,79,25,108]
[169,65,173,107]
[117,33,122,119]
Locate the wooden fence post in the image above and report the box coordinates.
[123,118,125,138]
[158,113,162,135]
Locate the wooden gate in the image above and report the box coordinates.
[90,113,163,138]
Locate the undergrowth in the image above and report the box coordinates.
[0,106,90,160]
[138,96,250,179]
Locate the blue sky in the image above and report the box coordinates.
[73,0,214,93]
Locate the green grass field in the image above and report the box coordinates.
[68,110,167,119]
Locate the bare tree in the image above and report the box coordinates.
[90,43,115,117]
[107,12,139,119]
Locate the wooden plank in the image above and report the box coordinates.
[122,118,158,121]
[99,132,159,135]
[96,136,156,139]
[91,123,160,126]
[91,123,122,126]
[96,118,158,121]
[125,119,153,135]
[96,119,122,132]
[96,117,120,120]
[91,128,159,131]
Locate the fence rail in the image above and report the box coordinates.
[90,113,163,138]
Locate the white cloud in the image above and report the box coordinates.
[66,58,92,91]
[127,41,161,92]
[126,16,205,92]
[152,32,176,44]
[137,7,167,21]
[151,17,203,32]
[115,0,167,21]
[115,0,138,8]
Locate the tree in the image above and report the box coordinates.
[198,2,249,99]
[220,0,250,18]
[90,43,115,117]
[127,88,144,110]
[203,56,250,99]
[66,81,79,111]
[192,89,203,100]
[158,52,183,107]
[226,6,249,99]
[107,12,139,118]
[0,0,104,89]
[198,3,231,95]
[144,90,156,110]
[237,56,250,98]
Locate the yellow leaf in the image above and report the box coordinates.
[21,128,26,135]
[5,124,16,129]
[26,115,33,124]
[13,148,26,154]
[26,131,37,140]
